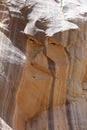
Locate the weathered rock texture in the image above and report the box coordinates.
[0,0,87,130]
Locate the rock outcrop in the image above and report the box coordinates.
[0,0,87,130]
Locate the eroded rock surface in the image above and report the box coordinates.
[0,0,87,130]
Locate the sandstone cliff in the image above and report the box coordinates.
[0,0,87,130]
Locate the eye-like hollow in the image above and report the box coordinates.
[29,38,34,42]
[50,43,56,45]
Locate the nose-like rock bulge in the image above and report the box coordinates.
[0,0,87,130]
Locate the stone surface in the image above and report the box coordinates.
[0,0,87,130]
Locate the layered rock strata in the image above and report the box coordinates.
[0,1,87,130]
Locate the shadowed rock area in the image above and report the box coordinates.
[0,0,87,130]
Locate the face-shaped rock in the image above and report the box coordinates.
[13,35,69,130]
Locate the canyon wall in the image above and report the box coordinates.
[0,0,87,130]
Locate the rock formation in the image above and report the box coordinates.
[13,35,69,130]
[0,0,87,130]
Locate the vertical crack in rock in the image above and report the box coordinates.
[47,59,55,130]
[43,40,56,130]
[65,50,73,130]
[66,103,74,130]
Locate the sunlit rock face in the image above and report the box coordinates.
[0,0,87,130]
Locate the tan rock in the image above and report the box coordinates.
[13,35,69,130]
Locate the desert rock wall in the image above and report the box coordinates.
[0,1,87,130]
